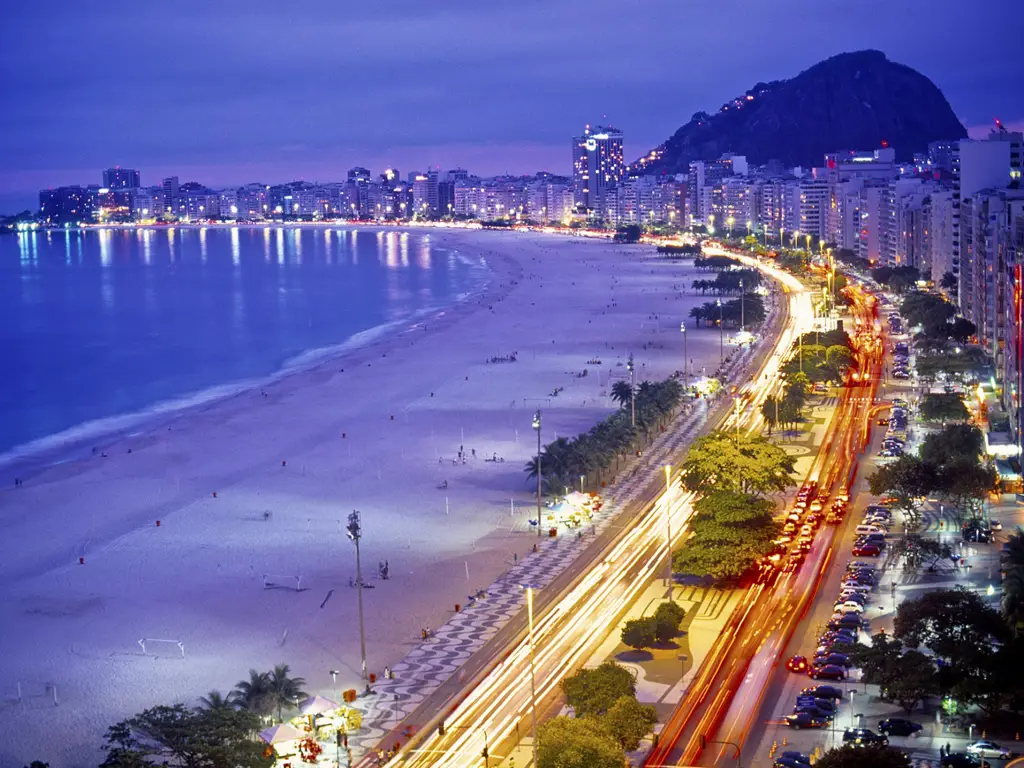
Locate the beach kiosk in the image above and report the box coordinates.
[258,723,305,764]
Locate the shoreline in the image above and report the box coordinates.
[0,229,728,768]
[0,228,509,484]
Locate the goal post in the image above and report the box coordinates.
[138,638,185,658]
[262,573,303,591]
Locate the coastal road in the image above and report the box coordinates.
[642,280,885,767]
[359,253,816,767]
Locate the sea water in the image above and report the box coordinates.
[0,226,486,460]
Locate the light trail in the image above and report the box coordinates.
[377,251,810,768]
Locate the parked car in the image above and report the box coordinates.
[801,685,843,700]
[878,718,922,737]
[785,712,828,729]
[842,727,889,747]
[941,753,989,768]
[809,664,846,680]
[966,741,1013,760]
[777,752,811,766]
[833,601,865,614]
[852,544,882,557]
[792,705,834,720]
[813,653,853,668]
[774,758,807,768]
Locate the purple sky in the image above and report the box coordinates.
[1,0,1021,211]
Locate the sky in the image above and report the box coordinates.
[1,0,1022,212]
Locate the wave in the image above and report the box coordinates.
[0,295,487,474]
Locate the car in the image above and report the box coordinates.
[797,537,814,552]
[848,560,878,570]
[802,684,843,700]
[773,759,807,768]
[842,727,889,747]
[837,592,867,604]
[785,712,829,729]
[990,520,1003,531]
[966,741,1012,760]
[827,618,863,633]
[833,601,865,614]
[786,655,809,673]
[857,532,887,543]
[813,653,852,668]
[941,753,990,768]
[878,718,923,737]
[809,664,846,680]
[799,524,813,536]
[879,448,903,457]
[777,752,811,766]
[793,707,834,723]
[852,544,881,556]
[783,522,797,535]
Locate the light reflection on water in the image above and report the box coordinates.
[0,227,485,457]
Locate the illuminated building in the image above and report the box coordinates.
[572,125,624,214]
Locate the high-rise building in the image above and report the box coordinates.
[39,185,93,224]
[572,125,624,214]
[103,167,141,189]
[161,176,179,217]
[952,129,1023,305]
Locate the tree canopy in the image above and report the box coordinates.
[561,662,636,718]
[600,696,658,752]
[816,744,912,768]
[918,393,969,423]
[681,431,795,496]
[537,716,624,768]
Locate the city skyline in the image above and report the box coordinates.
[1,0,1022,212]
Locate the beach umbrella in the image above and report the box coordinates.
[259,723,305,744]
[299,694,340,716]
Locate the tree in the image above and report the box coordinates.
[824,345,855,380]
[267,664,307,722]
[935,458,997,524]
[919,423,984,466]
[24,763,50,768]
[867,456,936,528]
[681,431,795,496]
[561,662,636,718]
[600,696,658,751]
[613,224,641,243]
[1002,529,1024,638]
[815,744,911,768]
[760,396,780,434]
[672,538,771,581]
[621,618,657,650]
[919,393,969,423]
[848,632,903,685]
[198,690,235,712]
[885,650,939,714]
[231,670,275,717]
[610,380,633,409]
[949,316,976,343]
[100,704,273,768]
[652,601,686,644]
[941,271,958,292]
[894,587,1008,702]
[536,717,624,768]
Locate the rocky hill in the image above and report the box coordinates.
[634,50,966,174]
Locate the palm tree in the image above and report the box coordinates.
[198,689,235,712]
[610,380,633,409]
[231,670,275,718]
[268,664,308,722]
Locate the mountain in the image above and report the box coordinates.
[634,50,967,174]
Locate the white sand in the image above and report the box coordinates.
[0,229,731,767]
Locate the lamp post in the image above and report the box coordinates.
[739,278,745,332]
[524,585,540,768]
[346,511,368,680]
[533,411,543,537]
[680,321,688,389]
[664,465,673,588]
[779,225,785,249]
[717,299,724,362]
[627,354,636,428]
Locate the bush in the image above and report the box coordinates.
[621,618,658,650]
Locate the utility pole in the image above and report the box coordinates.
[533,411,542,537]
[525,585,539,768]
[346,511,368,680]
[739,278,745,331]
[664,465,673,589]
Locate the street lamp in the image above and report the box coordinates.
[533,411,543,537]
[739,278,745,331]
[680,321,688,389]
[664,465,673,588]
[523,585,540,768]
[627,354,636,428]
[346,511,368,680]
[717,299,724,362]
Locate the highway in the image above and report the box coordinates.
[642,279,885,768]
[367,251,817,768]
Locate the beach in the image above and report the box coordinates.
[0,229,731,767]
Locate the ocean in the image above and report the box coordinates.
[0,226,487,461]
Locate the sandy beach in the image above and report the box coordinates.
[0,229,732,767]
